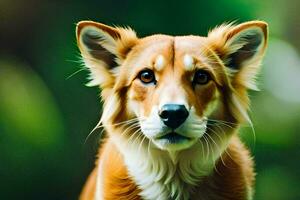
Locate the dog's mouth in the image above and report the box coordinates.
[156,131,191,144]
[150,129,200,151]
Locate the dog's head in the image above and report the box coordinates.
[76,21,268,151]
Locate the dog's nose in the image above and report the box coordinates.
[159,104,189,129]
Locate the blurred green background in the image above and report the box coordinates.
[0,0,299,199]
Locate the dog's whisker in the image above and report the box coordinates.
[121,124,141,136]
[207,119,238,127]
[199,139,205,160]
[207,126,234,162]
[127,128,142,145]
[96,118,141,129]
[204,134,219,173]
[205,132,226,171]
[138,134,148,153]
[201,135,210,162]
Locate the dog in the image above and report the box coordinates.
[76,20,268,200]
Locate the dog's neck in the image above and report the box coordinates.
[110,128,230,200]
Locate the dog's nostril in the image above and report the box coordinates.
[159,104,189,129]
[159,110,169,120]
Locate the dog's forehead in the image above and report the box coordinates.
[137,35,207,53]
[174,36,209,71]
[175,36,208,55]
[131,35,208,70]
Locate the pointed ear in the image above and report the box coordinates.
[76,21,138,88]
[208,21,268,90]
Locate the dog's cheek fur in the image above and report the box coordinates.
[193,83,217,116]
[101,88,129,128]
[128,80,157,117]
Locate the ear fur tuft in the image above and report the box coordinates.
[208,21,268,91]
[76,21,138,88]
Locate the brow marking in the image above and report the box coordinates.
[183,54,195,71]
[154,55,165,71]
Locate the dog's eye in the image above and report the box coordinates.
[193,70,211,85]
[138,69,156,84]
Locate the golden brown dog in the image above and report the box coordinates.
[76,20,268,200]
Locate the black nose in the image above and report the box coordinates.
[159,104,189,129]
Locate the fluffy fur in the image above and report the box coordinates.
[76,20,268,200]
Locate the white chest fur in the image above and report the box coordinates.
[112,134,222,200]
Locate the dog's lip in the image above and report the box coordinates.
[155,131,191,140]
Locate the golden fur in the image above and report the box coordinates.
[76,20,268,200]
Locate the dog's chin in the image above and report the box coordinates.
[152,132,199,151]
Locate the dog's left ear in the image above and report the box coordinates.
[208,21,268,90]
[76,21,138,90]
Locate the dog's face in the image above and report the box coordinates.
[76,21,268,151]
[125,36,224,150]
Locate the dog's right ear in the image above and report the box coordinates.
[76,21,138,90]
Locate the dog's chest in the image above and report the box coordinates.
[121,146,214,200]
